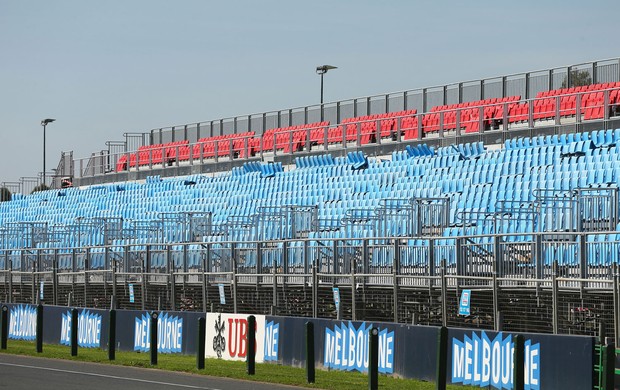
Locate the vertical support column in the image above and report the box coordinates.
[108,308,116,360]
[169,246,176,312]
[247,315,256,375]
[552,260,559,334]
[36,303,43,353]
[202,245,209,313]
[52,251,58,306]
[306,321,315,383]
[435,326,448,390]
[492,252,500,331]
[231,243,238,314]
[393,240,400,323]
[1,305,8,350]
[351,251,356,322]
[312,265,318,319]
[513,334,524,390]
[70,308,78,356]
[196,317,206,370]
[579,234,587,280]
[440,259,447,328]
[614,263,620,344]
[150,312,158,365]
[368,327,379,390]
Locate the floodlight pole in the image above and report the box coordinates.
[316,65,338,105]
[41,119,55,188]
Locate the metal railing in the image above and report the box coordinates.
[1,230,620,340]
[67,83,620,183]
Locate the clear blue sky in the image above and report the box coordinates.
[0,0,617,184]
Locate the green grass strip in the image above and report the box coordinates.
[0,340,474,389]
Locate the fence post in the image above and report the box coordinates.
[613,263,620,343]
[36,303,43,353]
[552,261,559,334]
[232,243,238,314]
[108,309,116,360]
[70,308,78,356]
[196,317,205,370]
[1,305,8,350]
[393,240,400,323]
[247,315,256,375]
[306,321,315,383]
[435,326,447,390]
[312,265,318,319]
[602,343,616,390]
[513,334,524,390]
[150,312,158,365]
[368,327,379,390]
[52,254,58,305]
[440,259,447,327]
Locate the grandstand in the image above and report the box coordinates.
[2,58,620,342]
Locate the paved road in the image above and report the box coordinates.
[0,354,305,390]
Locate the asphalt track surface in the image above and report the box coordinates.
[0,353,306,390]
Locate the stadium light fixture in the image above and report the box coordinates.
[40,118,56,188]
[316,65,337,104]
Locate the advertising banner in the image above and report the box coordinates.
[114,309,203,355]
[4,304,109,348]
[264,316,438,381]
[448,328,594,389]
[204,313,266,362]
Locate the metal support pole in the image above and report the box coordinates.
[111,261,117,309]
[196,317,206,370]
[513,334,525,390]
[393,240,400,323]
[368,327,379,390]
[312,265,318,319]
[614,263,620,344]
[1,305,8,350]
[306,321,315,383]
[70,308,78,356]
[552,260,559,334]
[247,315,256,375]
[150,312,158,365]
[232,243,238,314]
[440,259,447,327]
[351,251,356,321]
[36,303,43,353]
[108,309,116,360]
[52,253,58,306]
[435,326,448,390]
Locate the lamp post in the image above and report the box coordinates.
[40,118,55,188]
[316,65,337,104]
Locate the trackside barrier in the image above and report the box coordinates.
[0,304,598,389]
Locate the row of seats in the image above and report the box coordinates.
[116,84,620,172]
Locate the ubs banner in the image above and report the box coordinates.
[448,328,594,389]
[204,313,266,362]
[263,316,438,381]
